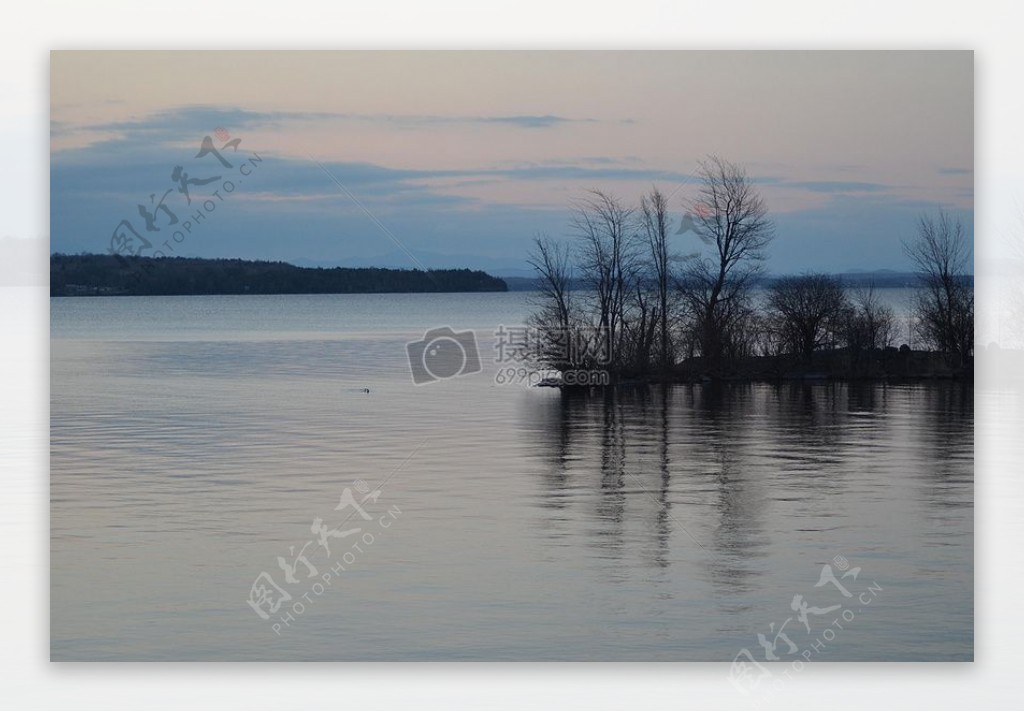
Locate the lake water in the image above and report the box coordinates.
[50,290,972,661]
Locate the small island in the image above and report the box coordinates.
[50,254,508,296]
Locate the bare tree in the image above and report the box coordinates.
[526,234,575,367]
[678,156,774,371]
[903,211,974,365]
[640,187,673,371]
[766,273,850,361]
[617,276,659,373]
[571,190,637,369]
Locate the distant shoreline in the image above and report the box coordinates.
[50,254,508,297]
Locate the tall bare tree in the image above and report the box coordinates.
[903,211,974,366]
[640,187,673,371]
[526,234,575,367]
[527,234,573,332]
[571,190,637,368]
[678,156,774,371]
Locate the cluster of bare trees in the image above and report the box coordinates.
[527,156,973,379]
[529,157,774,376]
[762,276,897,361]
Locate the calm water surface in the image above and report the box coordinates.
[50,291,972,661]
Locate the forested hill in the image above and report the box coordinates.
[50,254,508,296]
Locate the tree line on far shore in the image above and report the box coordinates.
[50,254,508,296]
[528,156,974,379]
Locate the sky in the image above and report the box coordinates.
[50,51,973,275]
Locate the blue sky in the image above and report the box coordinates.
[50,51,973,274]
